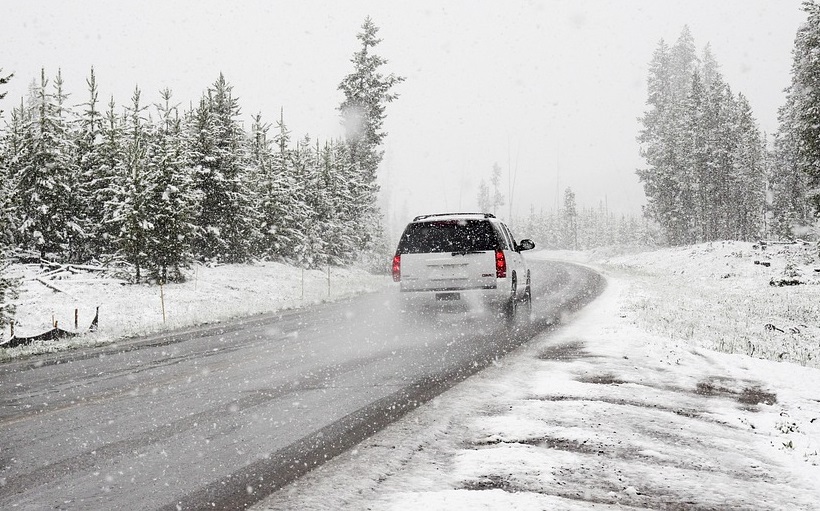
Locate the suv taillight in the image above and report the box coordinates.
[495,250,506,278]
[392,254,401,282]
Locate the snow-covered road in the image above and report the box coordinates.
[0,259,602,510]
[255,251,820,510]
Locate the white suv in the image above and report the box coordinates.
[391,213,535,321]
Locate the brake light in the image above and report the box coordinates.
[392,254,401,281]
[495,250,506,278]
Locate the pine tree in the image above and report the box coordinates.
[74,68,107,261]
[95,96,126,256]
[112,87,152,281]
[13,68,77,260]
[0,68,12,116]
[0,100,26,249]
[490,162,505,216]
[252,110,307,261]
[144,88,198,282]
[771,93,813,238]
[561,188,578,250]
[638,27,767,244]
[338,17,404,257]
[189,74,257,263]
[290,135,326,268]
[637,39,691,244]
[477,179,491,213]
[0,69,19,330]
[731,94,766,240]
[781,0,820,216]
[338,17,404,176]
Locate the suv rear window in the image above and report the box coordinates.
[396,220,503,254]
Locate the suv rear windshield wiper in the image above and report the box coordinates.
[451,250,484,256]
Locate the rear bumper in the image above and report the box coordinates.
[397,281,511,310]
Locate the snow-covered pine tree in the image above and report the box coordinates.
[52,69,85,261]
[638,39,689,244]
[0,71,19,330]
[477,179,491,213]
[0,100,27,250]
[316,140,345,265]
[701,72,734,241]
[329,139,362,265]
[112,87,152,281]
[0,68,11,115]
[730,94,766,240]
[639,27,766,245]
[74,68,108,261]
[144,88,198,282]
[251,110,307,261]
[93,95,127,257]
[770,101,812,239]
[781,1,820,218]
[290,135,326,269]
[338,17,404,258]
[561,187,578,250]
[13,68,77,260]
[189,74,257,263]
[490,162,505,216]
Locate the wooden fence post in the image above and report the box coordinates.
[160,282,166,323]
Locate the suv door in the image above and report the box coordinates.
[498,222,526,297]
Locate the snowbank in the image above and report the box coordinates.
[0,261,390,360]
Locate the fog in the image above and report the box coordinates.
[0,0,805,233]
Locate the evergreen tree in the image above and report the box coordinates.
[0,100,26,249]
[95,96,126,256]
[0,69,19,331]
[338,17,404,256]
[780,0,820,217]
[0,68,12,116]
[477,179,491,213]
[338,17,404,177]
[189,74,257,263]
[771,93,813,238]
[561,188,578,250]
[144,88,198,282]
[731,94,766,240]
[252,110,307,261]
[638,27,767,244]
[74,68,106,261]
[327,139,361,264]
[490,162,505,215]
[13,68,77,259]
[290,135,326,268]
[112,87,152,281]
[637,39,692,244]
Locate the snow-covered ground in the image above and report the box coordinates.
[253,241,820,510]
[0,261,388,359]
[3,242,820,509]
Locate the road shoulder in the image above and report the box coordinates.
[255,272,820,510]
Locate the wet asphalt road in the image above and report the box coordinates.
[0,259,603,510]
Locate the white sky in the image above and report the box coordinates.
[0,0,807,229]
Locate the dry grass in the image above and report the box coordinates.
[600,241,820,368]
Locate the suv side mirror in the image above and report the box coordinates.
[518,239,535,251]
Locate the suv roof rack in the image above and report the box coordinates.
[412,212,496,222]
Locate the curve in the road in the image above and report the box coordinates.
[165,261,605,510]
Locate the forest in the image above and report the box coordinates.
[1,4,820,327]
[0,18,402,278]
[637,3,820,246]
